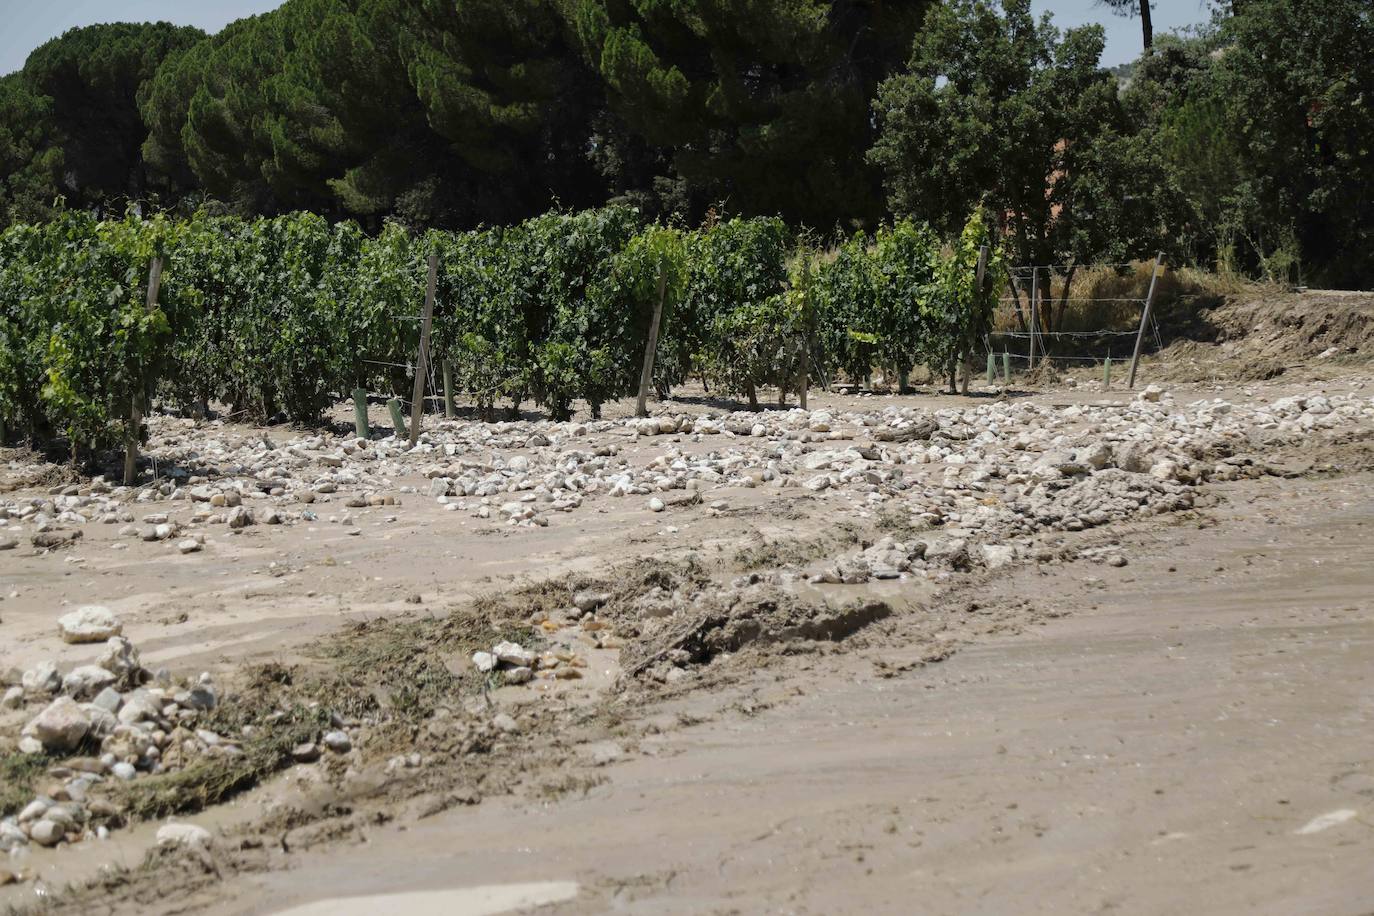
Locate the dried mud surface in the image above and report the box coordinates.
[1,364,1372,915]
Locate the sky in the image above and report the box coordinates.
[0,0,1213,76]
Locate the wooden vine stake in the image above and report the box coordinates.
[635,261,668,418]
[124,256,163,486]
[408,250,438,446]
[799,253,812,410]
[1127,252,1164,389]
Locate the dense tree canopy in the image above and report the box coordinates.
[568,0,930,228]
[0,74,60,226]
[20,23,205,212]
[868,0,1170,269]
[0,0,1368,285]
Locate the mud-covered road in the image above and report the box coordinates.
[192,471,1374,915]
[2,373,1372,915]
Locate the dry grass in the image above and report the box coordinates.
[992,261,1274,363]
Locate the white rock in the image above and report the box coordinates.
[58,605,122,644]
[322,730,352,753]
[29,819,64,847]
[1149,459,1180,481]
[472,651,497,673]
[91,686,123,713]
[117,690,162,725]
[572,591,609,613]
[156,823,213,849]
[111,761,137,780]
[492,641,535,668]
[648,497,666,512]
[96,636,141,678]
[981,544,1016,569]
[1,685,22,709]
[23,696,92,752]
[177,538,202,554]
[62,665,116,699]
[0,821,28,851]
[21,660,62,695]
[18,799,49,823]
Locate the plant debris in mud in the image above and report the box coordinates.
[113,706,331,822]
[0,753,53,819]
[731,524,862,571]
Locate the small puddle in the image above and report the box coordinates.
[271,881,580,915]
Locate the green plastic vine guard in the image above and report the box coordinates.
[387,397,407,439]
[352,388,369,438]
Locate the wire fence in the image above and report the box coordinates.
[350,256,1178,436]
[985,258,1166,380]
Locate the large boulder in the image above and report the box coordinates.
[23,696,92,753]
[62,665,116,699]
[57,606,122,644]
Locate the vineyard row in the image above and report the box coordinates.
[0,206,1003,459]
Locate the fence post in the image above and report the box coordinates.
[124,256,163,487]
[1028,267,1038,373]
[1003,349,1010,384]
[1103,357,1112,390]
[798,254,811,410]
[636,261,668,418]
[408,251,438,446]
[986,352,995,386]
[1127,252,1164,389]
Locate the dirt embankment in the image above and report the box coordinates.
[1151,288,1374,382]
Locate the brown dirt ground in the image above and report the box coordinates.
[1,292,1372,915]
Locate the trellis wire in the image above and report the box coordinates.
[992,329,1137,338]
[994,257,1169,377]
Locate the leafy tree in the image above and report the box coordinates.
[20,23,204,211]
[924,208,1006,391]
[870,0,1167,273]
[561,224,688,416]
[138,0,610,227]
[813,221,942,389]
[1207,0,1372,285]
[1124,0,1374,286]
[399,0,607,221]
[0,221,52,439]
[0,75,61,229]
[567,0,930,228]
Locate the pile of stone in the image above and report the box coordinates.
[0,606,357,854]
[470,639,588,685]
[3,387,1369,548]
